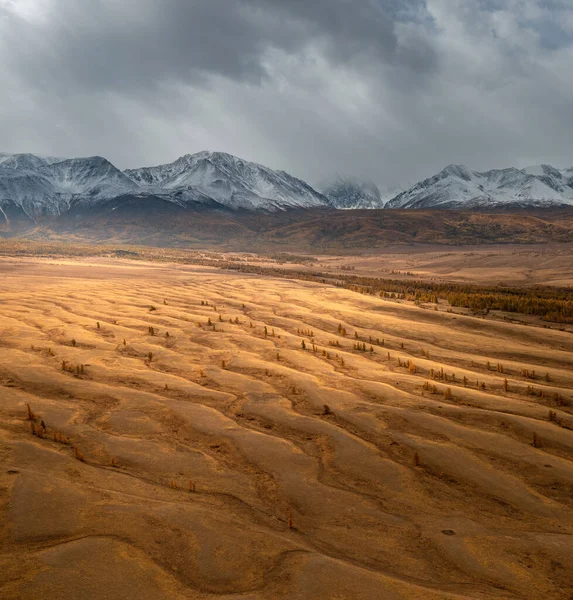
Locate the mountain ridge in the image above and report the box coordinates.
[387,163,573,209]
[1,151,573,226]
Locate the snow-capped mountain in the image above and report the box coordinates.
[387,164,573,209]
[321,177,384,209]
[125,151,330,210]
[39,157,139,207]
[0,167,60,218]
[0,150,331,222]
[0,155,139,219]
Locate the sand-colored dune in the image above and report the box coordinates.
[0,257,572,599]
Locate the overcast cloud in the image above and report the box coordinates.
[0,0,572,188]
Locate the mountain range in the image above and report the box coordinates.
[1,151,573,226]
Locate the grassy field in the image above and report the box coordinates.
[1,255,573,599]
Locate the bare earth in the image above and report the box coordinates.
[313,244,573,286]
[1,256,572,600]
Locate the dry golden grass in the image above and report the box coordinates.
[0,256,572,599]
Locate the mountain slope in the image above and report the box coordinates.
[387,164,573,209]
[125,151,330,210]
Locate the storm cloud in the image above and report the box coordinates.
[1,0,572,188]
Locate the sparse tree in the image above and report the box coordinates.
[26,403,36,421]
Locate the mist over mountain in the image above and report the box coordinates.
[320,177,384,209]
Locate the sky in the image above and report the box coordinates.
[0,0,572,189]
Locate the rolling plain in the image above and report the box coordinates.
[1,248,572,599]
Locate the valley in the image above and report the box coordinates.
[1,252,572,599]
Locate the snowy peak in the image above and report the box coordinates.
[321,177,384,209]
[387,163,573,209]
[0,153,64,171]
[125,151,330,210]
[40,156,138,203]
[441,164,473,181]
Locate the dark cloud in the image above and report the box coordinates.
[0,0,572,188]
[1,0,433,92]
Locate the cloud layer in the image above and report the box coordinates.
[1,0,572,187]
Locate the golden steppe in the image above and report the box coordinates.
[1,255,573,600]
